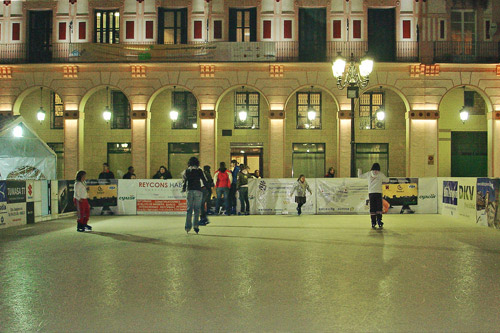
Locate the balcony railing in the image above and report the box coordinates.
[433,41,500,63]
[1,41,497,64]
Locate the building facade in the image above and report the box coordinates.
[0,0,499,179]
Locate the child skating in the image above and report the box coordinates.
[74,170,92,232]
[290,175,312,216]
[358,163,390,229]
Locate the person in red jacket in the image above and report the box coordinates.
[214,162,232,215]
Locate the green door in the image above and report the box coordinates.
[451,131,487,177]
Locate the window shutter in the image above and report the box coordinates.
[284,20,292,39]
[229,8,237,41]
[158,9,164,44]
[126,21,134,39]
[263,20,271,39]
[194,20,202,39]
[12,22,20,41]
[79,22,86,40]
[180,8,187,44]
[353,20,361,39]
[59,22,67,40]
[402,20,411,39]
[333,20,341,39]
[145,20,153,39]
[214,20,222,39]
[250,8,257,41]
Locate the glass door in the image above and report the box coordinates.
[230,146,263,177]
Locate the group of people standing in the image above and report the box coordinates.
[73,160,387,233]
[182,159,262,234]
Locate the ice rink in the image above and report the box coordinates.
[1,214,500,332]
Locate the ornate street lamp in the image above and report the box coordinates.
[332,53,374,177]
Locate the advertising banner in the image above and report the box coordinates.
[4,202,26,227]
[443,181,458,205]
[458,178,477,221]
[87,179,118,215]
[6,180,26,203]
[383,178,418,214]
[136,180,186,215]
[441,180,459,216]
[316,178,368,214]
[58,180,76,214]
[249,179,317,215]
[0,181,7,228]
[117,180,137,215]
[26,180,35,202]
[415,178,438,214]
[476,178,500,228]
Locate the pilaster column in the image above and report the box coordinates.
[488,111,500,177]
[337,110,352,178]
[406,110,439,177]
[269,109,285,178]
[199,109,216,170]
[63,110,84,179]
[131,110,150,179]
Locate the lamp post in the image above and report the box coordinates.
[332,53,374,177]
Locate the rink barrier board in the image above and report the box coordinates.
[1,177,499,230]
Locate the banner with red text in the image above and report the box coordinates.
[136,180,186,215]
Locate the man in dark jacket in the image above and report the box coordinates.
[229,160,240,215]
[98,163,115,180]
[199,165,214,224]
[123,166,135,179]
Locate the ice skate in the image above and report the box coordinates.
[84,224,92,231]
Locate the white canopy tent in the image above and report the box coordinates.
[0,116,56,180]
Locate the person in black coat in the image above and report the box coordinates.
[98,163,115,180]
[123,166,135,179]
[182,157,208,234]
[199,165,214,224]
[153,166,172,179]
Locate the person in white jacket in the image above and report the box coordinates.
[74,170,92,232]
[358,163,390,229]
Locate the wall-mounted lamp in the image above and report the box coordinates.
[238,109,248,122]
[376,107,385,121]
[103,86,111,123]
[36,87,46,123]
[459,86,469,124]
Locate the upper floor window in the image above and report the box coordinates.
[51,92,64,129]
[158,8,187,44]
[234,92,259,129]
[111,90,130,129]
[451,10,476,42]
[95,10,120,44]
[359,92,385,130]
[297,92,321,129]
[229,8,257,42]
[172,91,197,129]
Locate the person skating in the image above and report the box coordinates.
[74,170,92,232]
[290,175,312,216]
[358,163,390,229]
[182,157,209,234]
[214,162,232,215]
[237,165,250,215]
[199,165,214,225]
[153,165,172,179]
[229,160,240,215]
